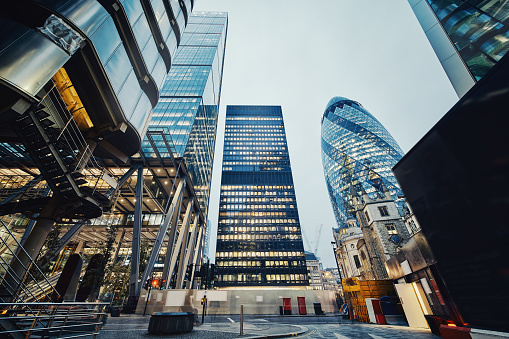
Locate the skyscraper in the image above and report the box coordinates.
[408,0,509,97]
[142,11,227,215]
[0,10,227,304]
[215,106,308,288]
[0,0,193,302]
[321,97,405,226]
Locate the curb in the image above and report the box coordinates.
[242,325,308,339]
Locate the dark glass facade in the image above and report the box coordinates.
[393,52,509,332]
[142,12,227,215]
[426,0,509,80]
[215,106,309,287]
[409,0,509,96]
[321,97,405,225]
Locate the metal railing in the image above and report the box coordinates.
[0,219,61,304]
[0,302,108,338]
[41,84,106,190]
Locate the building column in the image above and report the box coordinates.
[128,165,144,298]
[75,241,84,255]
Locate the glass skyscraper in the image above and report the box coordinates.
[215,106,308,288]
[408,0,509,97]
[321,97,405,225]
[142,12,227,215]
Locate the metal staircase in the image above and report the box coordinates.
[1,84,112,220]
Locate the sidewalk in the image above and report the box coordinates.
[98,314,307,339]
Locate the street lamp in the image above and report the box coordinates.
[330,241,344,290]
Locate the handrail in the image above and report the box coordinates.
[0,301,108,339]
[0,302,109,306]
[0,219,61,300]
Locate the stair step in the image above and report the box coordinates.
[72,172,85,179]
[40,119,54,128]
[75,179,88,185]
[33,109,50,119]
[52,176,68,184]
[45,127,59,137]
[57,182,72,189]
[20,124,38,133]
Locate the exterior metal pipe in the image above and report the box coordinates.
[188,221,203,288]
[139,178,185,294]
[161,183,186,288]
[166,198,193,289]
[129,165,144,297]
[179,215,198,289]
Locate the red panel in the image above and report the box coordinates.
[371,299,383,314]
[297,297,306,315]
[283,298,292,311]
[439,325,472,339]
[375,314,388,325]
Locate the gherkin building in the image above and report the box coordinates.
[320,97,405,225]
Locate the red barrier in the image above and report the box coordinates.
[283,298,292,315]
[371,299,387,325]
[297,297,307,315]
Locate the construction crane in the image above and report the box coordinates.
[313,224,323,256]
[302,224,323,256]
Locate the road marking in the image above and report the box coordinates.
[227,317,235,323]
[334,334,350,339]
[368,334,386,339]
[316,332,325,338]
[294,329,316,337]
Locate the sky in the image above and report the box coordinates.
[194,0,459,268]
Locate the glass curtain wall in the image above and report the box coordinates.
[321,97,405,225]
[142,12,228,215]
[216,106,309,287]
[425,0,509,80]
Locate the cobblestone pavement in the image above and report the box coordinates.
[293,323,441,339]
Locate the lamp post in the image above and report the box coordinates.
[331,241,343,290]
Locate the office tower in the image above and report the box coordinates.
[321,97,405,226]
[142,11,227,216]
[0,0,192,302]
[215,106,309,288]
[408,0,509,97]
[123,11,227,292]
[0,8,225,311]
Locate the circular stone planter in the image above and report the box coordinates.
[148,312,194,334]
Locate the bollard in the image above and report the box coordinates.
[240,305,244,336]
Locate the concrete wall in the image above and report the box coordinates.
[136,288,339,315]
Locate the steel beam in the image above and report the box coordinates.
[176,214,198,289]
[0,175,42,205]
[0,195,60,302]
[105,166,137,198]
[183,216,199,288]
[174,201,195,289]
[161,185,186,288]
[164,198,193,289]
[128,165,143,297]
[191,223,205,289]
[139,178,185,294]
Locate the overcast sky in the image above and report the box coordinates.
[194,0,459,268]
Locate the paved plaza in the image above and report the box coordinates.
[98,314,441,339]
